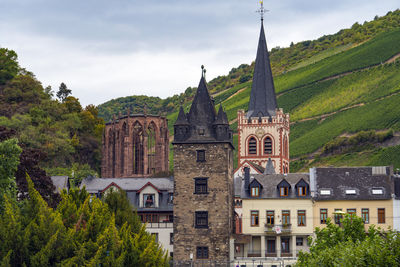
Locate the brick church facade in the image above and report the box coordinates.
[101,112,169,178]
[236,17,290,175]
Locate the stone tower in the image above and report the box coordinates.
[237,18,290,174]
[173,68,234,265]
[101,113,169,177]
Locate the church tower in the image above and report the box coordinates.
[237,9,290,174]
[173,67,234,265]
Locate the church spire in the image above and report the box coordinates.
[247,12,277,119]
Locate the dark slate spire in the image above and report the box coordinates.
[214,105,229,125]
[175,106,189,125]
[247,21,278,118]
[264,158,276,174]
[187,75,216,126]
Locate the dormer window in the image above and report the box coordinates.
[298,186,307,196]
[277,179,291,197]
[295,178,309,197]
[249,178,263,198]
[251,186,259,197]
[280,187,289,196]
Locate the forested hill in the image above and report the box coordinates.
[98,9,400,171]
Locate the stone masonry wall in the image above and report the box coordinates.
[173,143,234,265]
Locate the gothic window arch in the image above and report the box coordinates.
[283,135,288,158]
[108,129,116,177]
[264,136,273,155]
[132,121,143,174]
[248,137,257,155]
[147,122,157,174]
[121,123,127,175]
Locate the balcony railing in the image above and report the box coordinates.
[247,250,261,257]
[144,222,173,228]
[264,224,292,233]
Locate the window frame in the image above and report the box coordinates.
[196,246,209,259]
[280,186,289,197]
[251,186,260,197]
[361,208,369,224]
[266,210,275,225]
[298,186,307,196]
[195,211,208,229]
[282,210,290,225]
[334,209,342,224]
[194,178,208,194]
[320,209,328,224]
[297,210,306,226]
[347,208,356,217]
[196,150,206,162]
[248,137,257,155]
[264,137,273,155]
[296,237,303,246]
[378,208,385,224]
[143,194,155,208]
[251,210,259,227]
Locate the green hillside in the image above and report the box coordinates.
[97,10,400,171]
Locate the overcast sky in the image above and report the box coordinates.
[0,0,398,106]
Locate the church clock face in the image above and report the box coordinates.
[256,128,265,139]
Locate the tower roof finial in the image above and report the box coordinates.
[256,0,269,21]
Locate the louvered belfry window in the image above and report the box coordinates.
[249,137,257,154]
[264,137,272,154]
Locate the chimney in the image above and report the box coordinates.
[244,167,250,191]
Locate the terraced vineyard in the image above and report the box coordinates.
[100,12,400,171]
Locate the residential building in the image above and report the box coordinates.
[173,67,234,265]
[234,168,313,265]
[311,166,394,231]
[81,177,174,255]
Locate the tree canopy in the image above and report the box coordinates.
[296,215,400,266]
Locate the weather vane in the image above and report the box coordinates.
[256,0,269,21]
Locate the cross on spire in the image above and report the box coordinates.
[256,0,269,21]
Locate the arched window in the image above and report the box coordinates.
[248,137,257,155]
[147,123,157,174]
[264,137,272,155]
[283,136,288,158]
[132,121,143,174]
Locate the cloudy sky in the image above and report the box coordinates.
[0,0,398,106]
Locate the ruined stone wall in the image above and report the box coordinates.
[101,114,169,178]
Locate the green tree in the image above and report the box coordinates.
[0,138,22,211]
[56,82,72,102]
[296,214,400,266]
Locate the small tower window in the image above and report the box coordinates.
[264,137,272,154]
[249,137,257,154]
[197,150,206,162]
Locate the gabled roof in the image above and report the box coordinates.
[295,178,309,188]
[249,178,263,189]
[137,182,161,194]
[277,178,291,189]
[313,167,393,200]
[247,22,277,119]
[101,182,122,193]
[239,173,310,199]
